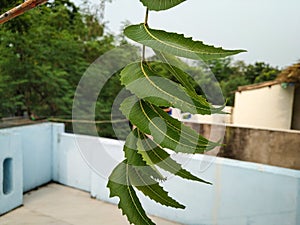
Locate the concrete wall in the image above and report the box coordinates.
[89,143,300,225]
[56,129,300,225]
[0,123,64,192]
[233,84,295,129]
[221,125,300,170]
[1,123,300,225]
[0,131,22,215]
[0,123,64,215]
[142,156,300,225]
[185,122,300,170]
[54,133,92,192]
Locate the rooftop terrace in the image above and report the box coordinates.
[0,183,179,225]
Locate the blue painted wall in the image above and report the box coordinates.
[0,131,22,215]
[0,123,64,192]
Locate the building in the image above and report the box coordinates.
[233,63,300,130]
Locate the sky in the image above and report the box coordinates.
[73,0,300,68]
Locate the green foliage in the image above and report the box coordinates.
[107,2,244,224]
[0,1,84,117]
[206,58,235,81]
[120,96,219,154]
[139,0,186,11]
[136,129,211,183]
[0,0,119,125]
[124,24,245,61]
[202,59,281,105]
[120,62,221,115]
[245,62,280,83]
[220,75,249,106]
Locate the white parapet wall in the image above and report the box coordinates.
[0,130,22,215]
[0,123,64,192]
[58,127,300,225]
[0,130,23,215]
[90,152,300,225]
[0,123,300,224]
[144,156,300,225]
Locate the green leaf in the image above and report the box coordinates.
[154,51,197,95]
[153,51,205,99]
[107,161,156,225]
[124,130,184,208]
[136,130,211,184]
[129,165,185,209]
[153,51,226,112]
[108,131,186,225]
[124,24,246,61]
[124,131,166,182]
[120,61,220,115]
[139,0,186,11]
[120,96,219,154]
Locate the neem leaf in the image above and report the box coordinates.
[120,96,219,154]
[130,167,185,209]
[139,0,186,11]
[153,51,226,112]
[124,131,166,182]
[154,51,198,97]
[124,24,246,61]
[136,130,211,184]
[125,130,185,208]
[120,61,219,115]
[107,161,156,225]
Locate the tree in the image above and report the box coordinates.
[0,1,84,117]
[0,0,118,120]
[206,57,236,81]
[244,62,280,84]
[202,59,281,106]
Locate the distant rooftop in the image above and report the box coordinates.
[237,62,300,92]
[237,80,280,92]
[277,62,300,83]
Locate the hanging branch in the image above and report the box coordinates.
[0,0,48,25]
[107,1,246,225]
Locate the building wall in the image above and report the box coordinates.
[292,87,300,130]
[0,123,63,192]
[233,84,295,129]
[185,122,300,170]
[0,131,22,215]
[53,125,300,225]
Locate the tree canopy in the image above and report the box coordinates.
[205,58,281,105]
[0,1,114,119]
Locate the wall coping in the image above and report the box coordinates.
[182,119,300,134]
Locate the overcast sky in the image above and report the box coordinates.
[73,0,300,68]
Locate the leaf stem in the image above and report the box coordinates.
[144,8,149,25]
[142,8,149,61]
